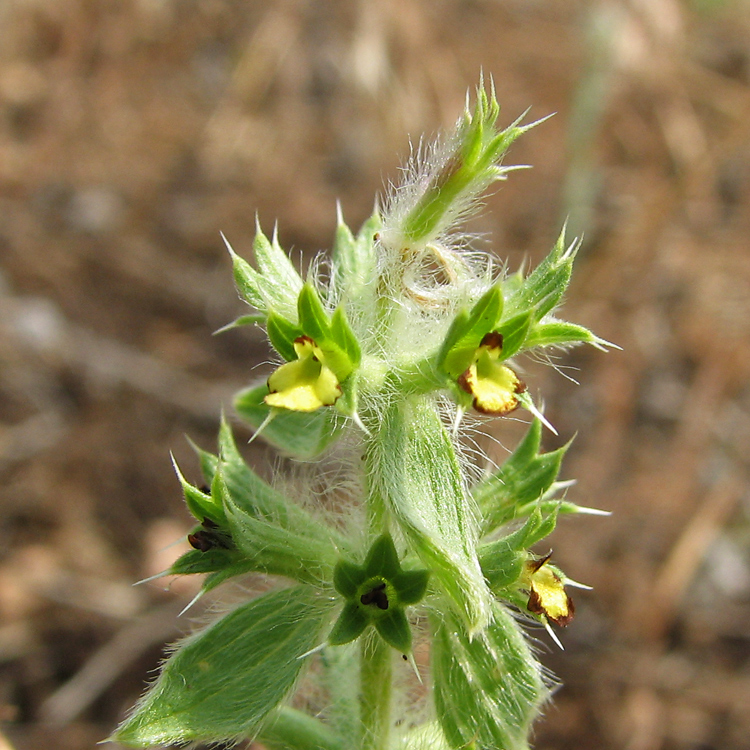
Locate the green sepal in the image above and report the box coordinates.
[297,283,332,343]
[374,607,411,653]
[328,602,369,646]
[479,505,559,591]
[202,560,258,592]
[252,220,304,307]
[172,457,226,527]
[364,534,401,579]
[439,285,504,378]
[494,308,534,360]
[332,209,380,306]
[334,560,367,598]
[374,397,490,634]
[522,320,608,351]
[235,383,346,459]
[169,548,239,577]
[436,309,472,373]
[473,419,571,535]
[213,314,266,334]
[431,603,547,750]
[329,306,361,368]
[227,240,266,311]
[112,586,331,747]
[266,312,303,362]
[393,569,430,605]
[187,438,218,487]
[504,227,579,323]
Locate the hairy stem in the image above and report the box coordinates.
[359,633,392,750]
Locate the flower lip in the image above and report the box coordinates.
[457,331,526,416]
[524,553,574,627]
[264,335,342,412]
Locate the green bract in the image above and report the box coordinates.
[116,82,611,750]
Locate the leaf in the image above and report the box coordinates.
[331,208,380,307]
[253,220,303,316]
[372,397,490,634]
[504,227,579,323]
[113,586,331,747]
[216,416,350,549]
[223,233,266,311]
[215,467,338,586]
[473,419,571,535]
[235,384,347,460]
[431,603,547,750]
[522,320,609,351]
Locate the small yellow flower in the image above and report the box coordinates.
[457,332,525,415]
[522,553,574,627]
[265,336,342,412]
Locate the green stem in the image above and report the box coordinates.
[359,633,393,750]
[260,707,345,750]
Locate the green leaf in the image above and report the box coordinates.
[504,227,579,323]
[234,384,347,460]
[252,219,304,310]
[372,397,490,634]
[473,419,571,535]
[216,416,349,548]
[331,208,380,307]
[224,233,266,311]
[216,466,338,585]
[374,608,411,653]
[266,313,303,362]
[297,283,331,343]
[431,603,547,750]
[113,586,331,747]
[522,320,608,351]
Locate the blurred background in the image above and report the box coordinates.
[1,0,750,748]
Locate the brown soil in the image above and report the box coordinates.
[2,1,750,749]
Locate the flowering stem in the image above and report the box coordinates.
[359,633,393,750]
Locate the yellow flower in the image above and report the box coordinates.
[265,336,342,412]
[457,332,525,415]
[522,553,574,627]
